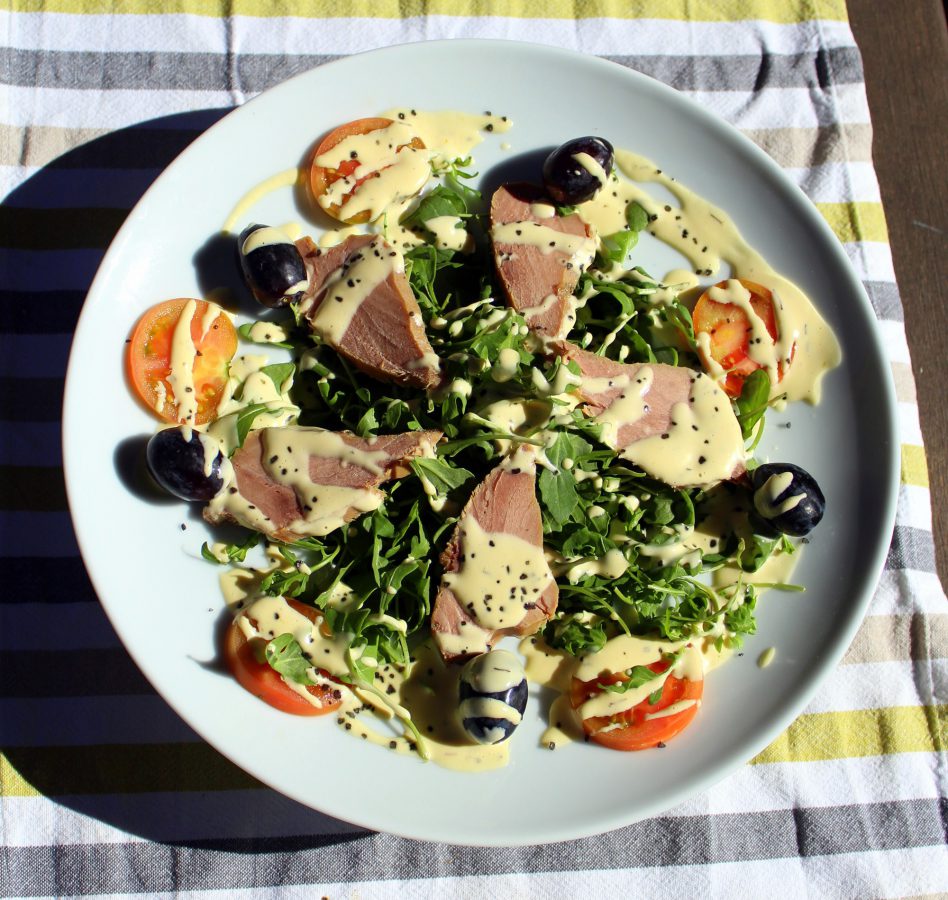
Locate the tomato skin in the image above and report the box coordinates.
[692,278,780,398]
[309,117,426,224]
[224,599,342,717]
[570,659,703,751]
[127,298,237,425]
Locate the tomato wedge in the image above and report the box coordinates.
[570,658,703,751]
[692,278,782,398]
[309,117,427,224]
[224,599,343,717]
[127,298,237,425]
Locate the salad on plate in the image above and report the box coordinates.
[124,109,840,771]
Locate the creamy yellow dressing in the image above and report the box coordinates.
[383,108,512,166]
[223,168,300,234]
[207,354,299,455]
[243,321,289,345]
[588,364,745,488]
[491,221,596,261]
[581,150,841,403]
[753,470,806,519]
[424,215,474,252]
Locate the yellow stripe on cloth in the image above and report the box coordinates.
[753,705,946,764]
[901,444,930,488]
[9,0,850,23]
[815,202,889,244]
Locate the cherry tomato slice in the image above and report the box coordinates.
[127,298,237,425]
[692,278,779,398]
[309,117,426,224]
[570,659,703,751]
[224,598,343,717]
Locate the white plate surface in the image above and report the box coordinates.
[63,40,899,846]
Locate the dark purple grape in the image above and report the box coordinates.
[238,223,308,309]
[542,136,615,205]
[751,463,825,536]
[146,427,230,502]
[458,650,528,745]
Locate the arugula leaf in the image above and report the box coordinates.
[260,566,309,598]
[259,362,295,393]
[400,185,469,230]
[597,665,661,694]
[265,634,315,685]
[735,369,771,440]
[235,403,275,448]
[539,467,578,529]
[200,533,259,564]
[597,651,682,695]
[545,615,607,656]
[237,321,293,349]
[403,244,462,313]
[598,230,638,264]
[410,457,474,495]
[626,201,650,232]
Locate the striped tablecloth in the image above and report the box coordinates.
[2,2,946,896]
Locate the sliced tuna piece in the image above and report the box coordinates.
[490,183,595,340]
[431,448,558,661]
[204,426,441,541]
[296,234,442,390]
[553,341,745,488]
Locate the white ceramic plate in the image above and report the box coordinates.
[63,40,899,846]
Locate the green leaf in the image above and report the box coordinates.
[739,532,780,573]
[259,362,295,393]
[626,201,649,232]
[539,467,577,528]
[237,321,294,349]
[597,664,661,693]
[410,457,474,495]
[598,229,638,264]
[200,533,259,564]
[546,616,607,656]
[735,369,771,440]
[544,431,593,468]
[400,185,469,230]
[355,406,379,437]
[597,651,681,695]
[265,634,315,685]
[560,526,612,560]
[235,403,274,447]
[260,566,309,598]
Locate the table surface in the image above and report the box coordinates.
[849,0,948,588]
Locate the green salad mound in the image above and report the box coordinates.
[205,165,794,683]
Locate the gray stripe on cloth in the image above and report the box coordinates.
[862,280,903,322]
[0,49,341,92]
[2,799,944,895]
[886,525,937,574]
[0,47,864,94]
[607,46,864,91]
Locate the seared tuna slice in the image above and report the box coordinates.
[553,341,745,488]
[204,426,441,541]
[431,448,558,661]
[296,234,441,390]
[490,183,595,340]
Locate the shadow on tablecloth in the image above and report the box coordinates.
[1,109,367,847]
